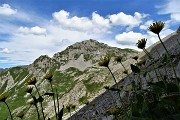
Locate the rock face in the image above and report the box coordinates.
[0,39,137,120]
[68,32,180,120]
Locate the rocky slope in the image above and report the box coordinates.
[68,32,180,120]
[0,39,138,120]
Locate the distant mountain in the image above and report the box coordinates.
[0,39,138,120]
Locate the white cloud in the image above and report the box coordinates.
[157,0,180,22]
[109,12,147,30]
[0,4,17,16]
[0,8,163,68]
[0,48,15,54]
[18,26,47,35]
[115,31,146,45]
[52,10,111,34]
[140,20,154,30]
[115,26,175,50]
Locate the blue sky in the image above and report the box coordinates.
[0,0,180,68]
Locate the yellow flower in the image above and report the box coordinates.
[148,21,165,34]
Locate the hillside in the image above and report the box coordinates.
[68,32,180,120]
[0,39,138,120]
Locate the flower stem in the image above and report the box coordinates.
[56,89,60,115]
[4,101,13,120]
[30,93,40,120]
[107,66,125,110]
[107,66,117,84]
[157,34,179,87]
[143,48,160,81]
[50,82,58,120]
[34,84,45,120]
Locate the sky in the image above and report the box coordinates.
[0,0,180,68]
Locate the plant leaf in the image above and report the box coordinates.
[58,105,64,120]
[44,92,54,96]
[131,64,141,73]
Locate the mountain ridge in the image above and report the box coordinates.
[0,39,138,120]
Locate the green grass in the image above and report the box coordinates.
[83,77,104,93]
[79,96,89,105]
[53,70,77,96]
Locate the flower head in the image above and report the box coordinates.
[132,56,139,61]
[0,92,9,102]
[123,70,128,75]
[27,77,37,85]
[148,21,165,34]
[136,38,147,49]
[114,56,123,63]
[136,59,146,66]
[98,56,111,67]
[16,111,25,119]
[104,85,110,90]
[44,72,53,82]
[25,86,33,94]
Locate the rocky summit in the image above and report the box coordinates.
[0,39,137,120]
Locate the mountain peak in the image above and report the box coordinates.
[52,39,137,70]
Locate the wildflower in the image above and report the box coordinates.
[0,92,13,120]
[25,86,33,94]
[44,72,53,82]
[132,56,138,61]
[123,70,128,75]
[148,21,165,34]
[27,77,37,85]
[104,85,110,90]
[0,92,8,102]
[136,38,147,49]
[16,111,25,119]
[115,56,123,63]
[71,105,76,110]
[98,56,111,67]
[136,59,146,66]
[130,64,140,73]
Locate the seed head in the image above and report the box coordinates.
[136,38,147,49]
[27,77,37,85]
[148,21,165,34]
[25,86,33,94]
[44,72,53,82]
[114,56,123,63]
[132,56,138,61]
[136,59,146,66]
[16,111,25,119]
[98,56,111,67]
[0,92,8,102]
[104,85,110,90]
[123,70,128,75]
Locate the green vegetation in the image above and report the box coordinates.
[1,21,180,120]
[97,21,180,120]
[79,96,89,105]
[83,80,104,93]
